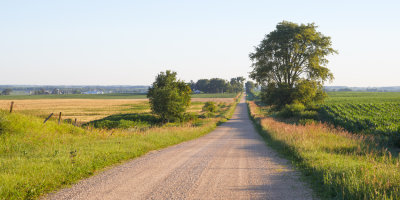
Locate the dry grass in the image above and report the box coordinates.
[191,98,234,103]
[0,98,233,123]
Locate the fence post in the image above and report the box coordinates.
[43,113,54,124]
[58,112,62,125]
[74,118,77,126]
[9,101,14,113]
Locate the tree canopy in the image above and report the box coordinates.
[191,77,245,93]
[249,21,337,107]
[147,70,191,122]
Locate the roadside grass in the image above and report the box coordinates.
[0,94,241,200]
[247,100,400,200]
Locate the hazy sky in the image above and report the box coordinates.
[1,0,399,86]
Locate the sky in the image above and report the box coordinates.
[0,0,399,86]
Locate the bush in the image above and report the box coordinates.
[278,103,305,118]
[202,102,217,113]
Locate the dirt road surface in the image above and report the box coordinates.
[45,97,314,200]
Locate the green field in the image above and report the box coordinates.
[319,92,400,145]
[0,93,237,100]
[325,92,400,104]
[248,100,400,199]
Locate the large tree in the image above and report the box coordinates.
[209,78,228,93]
[229,77,245,93]
[249,21,337,106]
[147,70,191,122]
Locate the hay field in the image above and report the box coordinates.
[0,98,233,123]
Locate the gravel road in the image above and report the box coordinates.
[45,97,314,200]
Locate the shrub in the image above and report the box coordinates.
[278,102,305,118]
[202,102,217,113]
[147,70,191,122]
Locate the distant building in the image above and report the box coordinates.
[51,88,64,95]
[83,91,104,95]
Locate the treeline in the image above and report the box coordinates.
[189,77,245,93]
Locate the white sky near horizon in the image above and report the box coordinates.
[0,0,399,87]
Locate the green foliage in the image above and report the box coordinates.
[245,81,256,94]
[193,77,244,93]
[250,21,337,107]
[208,78,228,93]
[278,102,305,118]
[1,89,12,95]
[229,77,245,93]
[325,91,400,104]
[147,70,191,122]
[86,113,158,129]
[320,103,400,145]
[202,102,217,113]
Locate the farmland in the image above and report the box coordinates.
[0,96,234,124]
[0,94,240,199]
[0,93,238,100]
[319,92,400,145]
[247,92,400,199]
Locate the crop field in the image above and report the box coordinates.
[319,92,400,143]
[247,100,400,199]
[0,98,233,124]
[320,103,400,134]
[0,93,237,100]
[325,92,400,104]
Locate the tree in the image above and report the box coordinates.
[1,89,12,95]
[195,79,210,93]
[147,70,191,122]
[209,78,228,93]
[229,77,245,93]
[249,21,337,107]
[245,81,256,94]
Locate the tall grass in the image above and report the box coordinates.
[0,95,241,200]
[247,100,400,199]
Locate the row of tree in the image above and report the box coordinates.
[189,77,245,93]
[1,89,12,95]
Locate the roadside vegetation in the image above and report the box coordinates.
[0,94,240,199]
[246,21,400,199]
[247,99,400,199]
[0,70,242,199]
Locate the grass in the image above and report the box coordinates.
[0,93,237,100]
[0,94,241,199]
[247,100,400,199]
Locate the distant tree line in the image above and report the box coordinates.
[1,89,12,95]
[189,77,245,93]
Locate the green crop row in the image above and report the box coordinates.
[320,103,400,145]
